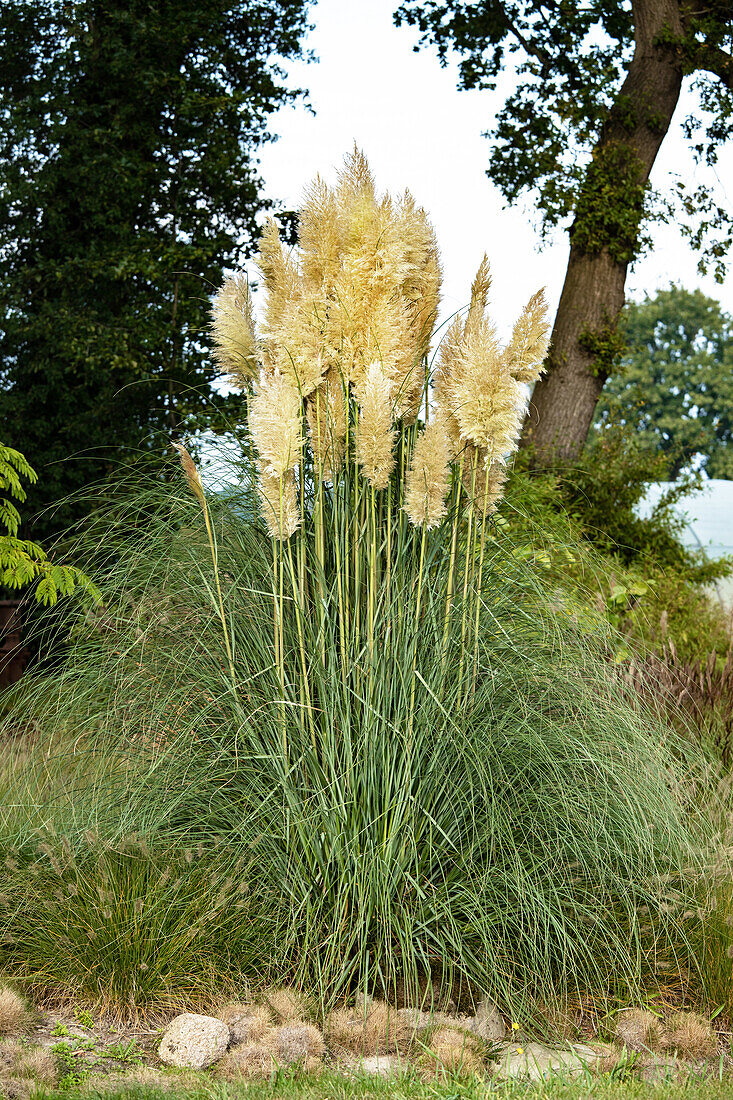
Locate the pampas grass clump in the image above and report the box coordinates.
[0,148,717,1022]
[210,149,549,538]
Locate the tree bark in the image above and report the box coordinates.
[521,0,684,466]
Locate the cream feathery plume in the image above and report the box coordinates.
[210,274,259,387]
[434,261,522,463]
[257,464,300,540]
[432,315,466,459]
[453,320,524,462]
[355,362,396,490]
[273,285,329,397]
[390,193,442,422]
[332,155,412,393]
[257,219,300,370]
[461,444,507,517]
[298,175,344,293]
[306,368,347,481]
[403,417,451,529]
[248,372,303,479]
[504,288,551,384]
[465,255,491,335]
[336,145,376,211]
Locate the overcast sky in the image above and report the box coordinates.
[254,0,733,334]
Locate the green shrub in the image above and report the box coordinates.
[505,450,732,666]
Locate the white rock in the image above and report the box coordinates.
[638,1055,684,1083]
[158,1012,229,1069]
[469,998,505,1042]
[396,1007,454,1034]
[338,1054,407,1077]
[493,1042,601,1081]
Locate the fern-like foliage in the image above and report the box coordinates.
[0,443,38,536]
[0,444,99,605]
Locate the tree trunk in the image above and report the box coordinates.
[521,0,684,466]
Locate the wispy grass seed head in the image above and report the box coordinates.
[172,443,206,511]
[256,464,300,540]
[249,373,303,480]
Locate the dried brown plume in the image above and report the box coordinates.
[172,443,206,510]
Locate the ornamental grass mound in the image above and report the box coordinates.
[0,150,712,1019]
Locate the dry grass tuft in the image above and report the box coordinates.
[614,1008,666,1052]
[0,1079,31,1100]
[0,1040,19,1073]
[219,1002,272,1046]
[0,989,31,1037]
[0,1039,58,1099]
[422,1026,485,1077]
[262,987,312,1023]
[215,1036,278,1080]
[325,1000,408,1056]
[663,1011,717,1059]
[13,1046,57,1085]
[274,1023,325,1065]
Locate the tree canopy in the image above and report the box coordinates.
[395,0,733,463]
[0,0,312,536]
[595,286,733,478]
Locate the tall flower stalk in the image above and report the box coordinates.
[203,149,550,729]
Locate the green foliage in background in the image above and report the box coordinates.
[0,0,312,538]
[0,443,97,605]
[506,441,732,665]
[595,287,733,479]
[394,1,733,276]
[514,428,728,580]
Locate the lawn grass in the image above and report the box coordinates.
[29,1069,733,1100]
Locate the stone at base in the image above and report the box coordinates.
[158,1013,229,1069]
[493,1042,601,1081]
[338,1054,407,1077]
[469,999,505,1042]
[637,1055,688,1083]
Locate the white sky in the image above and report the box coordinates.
[255,0,733,334]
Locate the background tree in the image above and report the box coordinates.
[395,0,733,465]
[0,0,312,537]
[594,285,733,478]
